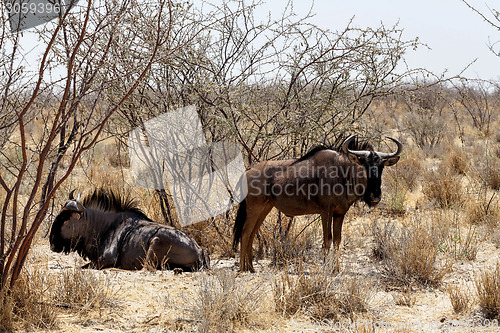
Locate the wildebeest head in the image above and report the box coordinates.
[49,190,86,253]
[341,134,402,206]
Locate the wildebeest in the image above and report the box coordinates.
[233,134,402,272]
[50,189,209,271]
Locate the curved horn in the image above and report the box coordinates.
[76,201,85,212]
[76,192,81,202]
[69,189,76,200]
[65,199,85,213]
[341,134,371,158]
[377,136,403,159]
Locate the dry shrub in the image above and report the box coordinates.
[475,263,500,320]
[445,149,469,175]
[465,193,499,228]
[187,269,266,332]
[0,267,57,331]
[184,216,234,258]
[474,155,500,191]
[485,161,500,191]
[387,155,422,192]
[447,284,470,314]
[370,215,451,288]
[422,164,463,208]
[403,104,447,149]
[53,268,118,312]
[274,258,371,321]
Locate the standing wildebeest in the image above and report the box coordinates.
[233,134,402,272]
[50,189,209,271]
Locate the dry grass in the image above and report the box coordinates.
[184,269,267,332]
[384,187,408,216]
[0,264,118,331]
[422,164,463,208]
[389,155,423,192]
[447,284,470,314]
[394,288,416,307]
[370,215,451,288]
[0,266,57,331]
[473,152,500,191]
[465,193,499,229]
[493,227,500,249]
[475,263,500,320]
[274,257,372,321]
[485,161,500,191]
[437,211,479,261]
[53,267,119,312]
[445,148,469,175]
[269,217,318,268]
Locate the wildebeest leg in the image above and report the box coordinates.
[321,211,333,251]
[240,202,273,272]
[332,214,345,250]
[144,236,162,271]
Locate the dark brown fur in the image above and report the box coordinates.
[233,136,401,272]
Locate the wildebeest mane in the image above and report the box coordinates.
[50,188,152,261]
[83,188,152,221]
[292,135,374,165]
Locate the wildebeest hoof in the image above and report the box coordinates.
[174,268,183,275]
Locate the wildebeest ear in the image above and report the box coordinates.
[383,156,400,166]
[347,152,365,166]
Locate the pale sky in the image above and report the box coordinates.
[271,0,499,80]
[12,0,500,81]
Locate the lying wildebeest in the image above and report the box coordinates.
[233,134,402,272]
[50,189,209,271]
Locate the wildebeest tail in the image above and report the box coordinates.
[232,198,247,251]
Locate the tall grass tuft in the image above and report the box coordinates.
[370,215,451,288]
[274,257,371,321]
[422,164,463,208]
[475,263,500,320]
[186,269,267,332]
[447,284,470,314]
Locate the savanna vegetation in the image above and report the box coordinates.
[1,0,499,331]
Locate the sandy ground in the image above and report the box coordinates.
[23,212,500,333]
